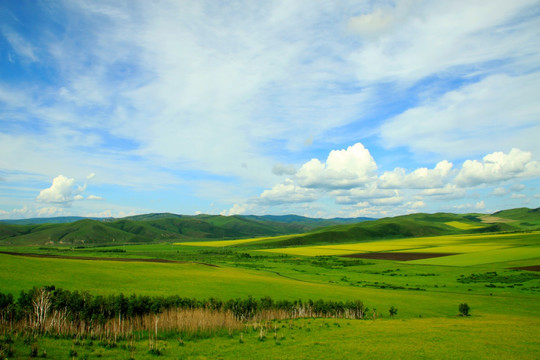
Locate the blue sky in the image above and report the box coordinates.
[1,0,540,219]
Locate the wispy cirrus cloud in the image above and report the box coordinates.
[1,0,540,218]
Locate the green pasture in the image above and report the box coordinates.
[4,315,539,359]
[1,246,539,319]
[2,227,540,358]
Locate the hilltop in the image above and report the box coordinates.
[0,213,373,246]
[0,207,538,247]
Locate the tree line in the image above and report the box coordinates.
[0,286,370,325]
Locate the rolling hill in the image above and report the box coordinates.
[0,214,326,246]
[236,208,540,249]
[0,208,538,247]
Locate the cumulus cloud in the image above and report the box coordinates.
[35,174,101,206]
[406,200,426,209]
[36,175,77,204]
[420,184,466,199]
[296,143,377,190]
[220,203,252,216]
[333,183,396,205]
[37,207,63,217]
[0,205,66,220]
[454,201,485,211]
[379,160,453,189]
[370,192,405,206]
[259,179,318,205]
[455,149,540,187]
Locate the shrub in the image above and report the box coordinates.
[459,303,470,316]
[389,306,398,317]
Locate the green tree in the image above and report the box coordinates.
[459,303,470,316]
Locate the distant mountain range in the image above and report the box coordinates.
[0,207,538,247]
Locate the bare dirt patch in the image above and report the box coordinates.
[341,252,459,261]
[511,265,540,272]
[0,251,219,267]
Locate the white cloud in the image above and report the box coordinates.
[454,201,485,211]
[348,7,397,39]
[220,203,252,216]
[259,179,317,205]
[37,207,63,217]
[1,26,38,62]
[380,74,540,158]
[87,195,103,200]
[348,1,540,84]
[407,200,426,209]
[455,149,540,187]
[419,184,467,199]
[379,160,453,189]
[370,193,405,206]
[35,174,98,205]
[296,143,377,190]
[333,183,397,205]
[36,175,77,204]
[491,187,507,196]
[511,193,526,199]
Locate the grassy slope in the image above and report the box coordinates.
[237,209,540,249]
[8,315,537,359]
[0,216,311,246]
[237,213,480,248]
[1,207,538,247]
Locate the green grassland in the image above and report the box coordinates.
[3,315,538,359]
[1,207,540,358]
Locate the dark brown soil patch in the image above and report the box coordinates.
[511,265,540,272]
[341,252,459,261]
[0,251,219,267]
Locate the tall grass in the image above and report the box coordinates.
[0,307,243,340]
[0,287,370,342]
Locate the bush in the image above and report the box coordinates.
[459,303,470,316]
[389,306,398,317]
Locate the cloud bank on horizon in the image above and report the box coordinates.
[1,0,539,219]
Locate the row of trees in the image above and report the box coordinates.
[0,286,370,326]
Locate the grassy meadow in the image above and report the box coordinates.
[1,209,540,358]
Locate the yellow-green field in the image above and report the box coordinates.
[175,234,302,247]
[252,231,540,266]
[444,221,485,230]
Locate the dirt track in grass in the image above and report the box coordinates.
[341,252,459,261]
[0,251,219,267]
[512,265,540,272]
